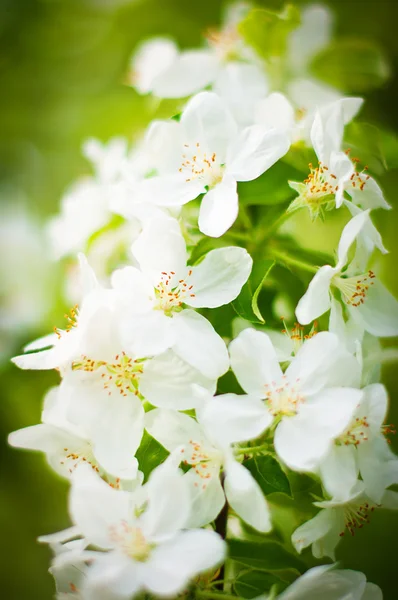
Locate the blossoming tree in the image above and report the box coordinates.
[9,3,398,599]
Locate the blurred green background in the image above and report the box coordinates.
[1,0,398,598]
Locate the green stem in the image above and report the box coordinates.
[261,208,294,239]
[234,443,271,456]
[270,249,318,274]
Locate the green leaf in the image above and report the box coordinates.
[310,38,391,93]
[239,5,300,60]
[235,570,286,599]
[239,161,304,206]
[229,539,305,573]
[244,455,292,497]
[252,261,275,322]
[135,430,169,482]
[232,259,275,323]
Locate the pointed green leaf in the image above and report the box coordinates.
[235,570,287,599]
[252,261,275,322]
[229,539,305,573]
[244,455,292,497]
[232,259,275,324]
[135,431,169,482]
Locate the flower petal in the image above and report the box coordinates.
[151,50,219,98]
[348,280,398,337]
[199,393,272,446]
[145,408,204,453]
[229,328,283,395]
[224,459,272,532]
[172,309,229,379]
[319,445,359,501]
[295,265,335,325]
[189,246,252,308]
[140,350,216,410]
[226,126,290,182]
[198,177,239,238]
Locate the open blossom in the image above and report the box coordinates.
[139,92,290,237]
[296,210,398,337]
[53,460,225,599]
[319,383,398,504]
[292,482,398,560]
[128,2,263,100]
[111,216,252,378]
[288,99,389,219]
[229,328,362,472]
[266,564,382,600]
[145,393,272,533]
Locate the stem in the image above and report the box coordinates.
[234,443,271,456]
[261,208,294,239]
[270,249,318,274]
[213,473,228,590]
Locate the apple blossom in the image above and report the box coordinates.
[139,92,290,237]
[296,210,398,337]
[230,328,362,472]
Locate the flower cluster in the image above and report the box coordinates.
[10,3,398,599]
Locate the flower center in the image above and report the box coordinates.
[72,352,144,397]
[60,442,100,475]
[109,522,152,562]
[180,440,222,489]
[336,416,370,447]
[154,270,195,315]
[205,25,241,60]
[281,319,318,356]
[54,304,79,339]
[179,142,224,187]
[333,270,376,307]
[304,162,340,203]
[339,501,376,537]
[264,376,304,417]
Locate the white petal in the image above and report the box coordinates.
[224,459,272,532]
[180,91,237,157]
[336,210,370,268]
[131,38,179,95]
[319,445,358,501]
[229,328,283,395]
[255,92,295,135]
[198,177,239,238]
[184,470,225,528]
[189,246,252,308]
[151,50,219,98]
[348,280,398,337]
[287,5,333,71]
[69,465,131,549]
[23,332,57,352]
[140,350,216,410]
[138,174,205,207]
[278,565,366,600]
[362,583,383,600]
[348,175,391,211]
[131,216,187,277]
[291,509,334,554]
[275,388,361,471]
[311,102,344,164]
[286,331,360,395]
[8,423,78,455]
[199,393,272,446]
[120,310,175,357]
[145,529,225,595]
[344,202,388,256]
[111,266,154,313]
[295,266,335,325]
[84,552,142,599]
[141,460,190,542]
[145,408,204,452]
[172,309,229,379]
[78,253,99,297]
[226,126,290,182]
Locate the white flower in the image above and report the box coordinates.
[8,387,113,479]
[292,482,398,560]
[319,383,398,504]
[271,564,382,600]
[145,393,272,532]
[296,210,398,337]
[139,92,290,237]
[55,460,225,599]
[127,3,260,100]
[230,328,362,472]
[111,216,252,378]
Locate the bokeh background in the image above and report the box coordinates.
[1,0,398,598]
